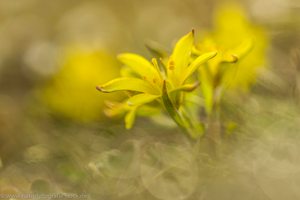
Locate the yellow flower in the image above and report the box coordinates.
[97,30,217,136]
[194,3,268,113]
[41,46,121,122]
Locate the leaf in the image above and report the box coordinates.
[171,30,194,76]
[161,81,184,127]
[182,51,217,83]
[118,53,160,81]
[125,108,137,129]
[145,41,168,59]
[97,77,160,95]
[127,93,159,107]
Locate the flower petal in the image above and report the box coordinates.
[182,51,217,83]
[137,105,161,116]
[118,53,160,82]
[221,39,253,63]
[97,77,159,95]
[170,82,199,93]
[127,93,160,107]
[231,39,253,60]
[125,108,137,129]
[104,101,128,117]
[120,66,138,77]
[171,30,194,76]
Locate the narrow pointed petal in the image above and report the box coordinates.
[170,82,199,93]
[127,93,159,107]
[118,53,160,81]
[120,66,138,77]
[222,53,239,63]
[137,105,161,116]
[97,77,159,95]
[182,51,217,83]
[232,39,253,60]
[171,30,194,75]
[125,108,137,129]
[221,39,253,63]
[104,101,128,117]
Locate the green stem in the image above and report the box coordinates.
[203,91,222,158]
[161,80,198,137]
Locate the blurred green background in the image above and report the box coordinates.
[0,0,300,200]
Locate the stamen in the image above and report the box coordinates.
[169,60,175,70]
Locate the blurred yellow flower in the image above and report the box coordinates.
[194,3,268,113]
[201,3,267,88]
[41,46,121,122]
